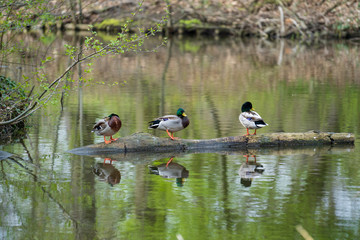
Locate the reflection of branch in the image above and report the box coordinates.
[0,160,24,230]
[277,39,285,65]
[8,157,38,180]
[205,93,222,138]
[20,139,34,163]
[160,39,173,115]
[296,225,314,240]
[41,186,79,230]
[5,157,80,229]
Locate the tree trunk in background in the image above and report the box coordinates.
[67,0,78,24]
[77,0,83,24]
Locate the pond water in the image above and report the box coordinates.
[1,32,360,239]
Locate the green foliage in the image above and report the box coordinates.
[179,40,201,53]
[335,23,350,31]
[0,0,58,32]
[39,34,57,45]
[332,21,352,38]
[94,18,124,29]
[0,75,28,123]
[0,76,28,142]
[0,76,27,104]
[0,0,60,60]
[179,19,202,28]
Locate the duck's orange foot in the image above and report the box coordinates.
[166,157,174,167]
[104,158,117,164]
[166,130,178,140]
[110,137,118,142]
[243,129,251,136]
[104,136,112,144]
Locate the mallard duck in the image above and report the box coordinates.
[93,159,121,186]
[239,155,265,187]
[148,157,189,187]
[92,113,122,144]
[148,108,190,140]
[239,101,268,135]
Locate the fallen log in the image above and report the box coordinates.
[68,131,355,156]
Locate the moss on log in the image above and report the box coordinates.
[68,131,355,156]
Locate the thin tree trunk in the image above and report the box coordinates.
[67,0,77,24]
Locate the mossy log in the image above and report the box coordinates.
[68,131,355,156]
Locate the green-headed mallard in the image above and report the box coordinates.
[239,155,265,187]
[239,102,268,135]
[148,108,190,140]
[148,157,189,187]
[92,113,122,144]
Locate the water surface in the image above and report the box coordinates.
[1,33,360,239]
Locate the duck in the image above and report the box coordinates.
[148,157,189,187]
[93,159,121,186]
[148,108,190,140]
[239,101,268,135]
[239,155,265,187]
[92,113,122,144]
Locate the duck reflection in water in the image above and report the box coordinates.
[149,157,189,187]
[239,155,265,187]
[93,158,121,187]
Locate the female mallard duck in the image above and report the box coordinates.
[92,113,122,144]
[148,108,190,140]
[93,160,121,186]
[239,102,268,135]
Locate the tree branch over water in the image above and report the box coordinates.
[0,0,168,126]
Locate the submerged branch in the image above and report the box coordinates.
[5,156,80,229]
